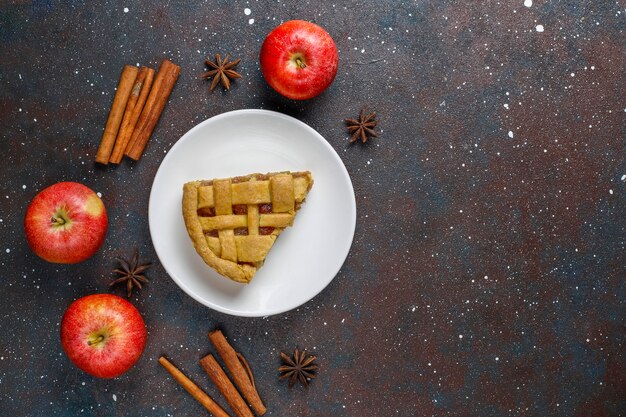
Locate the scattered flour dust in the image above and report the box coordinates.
[524,0,532,7]
[244,8,251,15]
[536,24,544,32]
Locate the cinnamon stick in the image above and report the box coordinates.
[95,65,138,164]
[209,330,266,416]
[125,59,180,160]
[200,354,254,417]
[158,356,231,417]
[109,66,154,164]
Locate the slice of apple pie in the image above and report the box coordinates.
[182,171,313,283]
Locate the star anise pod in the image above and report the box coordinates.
[279,348,318,388]
[345,109,379,143]
[110,250,151,298]
[202,53,242,91]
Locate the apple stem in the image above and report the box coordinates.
[51,216,66,226]
[295,57,306,69]
[88,335,105,346]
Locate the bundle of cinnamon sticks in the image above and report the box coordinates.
[159,330,266,417]
[95,59,180,165]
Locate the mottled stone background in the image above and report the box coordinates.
[0,0,624,416]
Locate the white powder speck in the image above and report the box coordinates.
[536,24,544,32]
[504,103,509,109]
[361,48,365,53]
[22,185,26,189]
[459,334,463,339]
[112,394,117,401]
[570,72,575,77]
[97,192,102,198]
[508,131,514,138]
[621,174,626,181]
[123,7,129,13]
[81,382,85,386]
[5,249,10,253]
[248,18,254,24]
[495,357,500,361]
[244,8,251,15]
[524,0,532,7]
[609,189,613,195]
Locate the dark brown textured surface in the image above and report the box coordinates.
[0,1,625,416]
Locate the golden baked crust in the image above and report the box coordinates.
[182,171,313,283]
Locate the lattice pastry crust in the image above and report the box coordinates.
[182,171,313,283]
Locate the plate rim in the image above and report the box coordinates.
[148,109,357,317]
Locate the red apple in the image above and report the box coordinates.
[60,294,147,378]
[24,181,108,263]
[260,20,338,100]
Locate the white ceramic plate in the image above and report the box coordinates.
[149,109,356,317]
